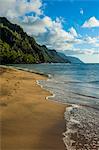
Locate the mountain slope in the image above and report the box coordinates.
[66,56,83,63]
[0,17,69,64]
[58,52,83,64]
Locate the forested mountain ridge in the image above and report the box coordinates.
[0,17,70,64]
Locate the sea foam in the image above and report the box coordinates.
[63,105,99,150]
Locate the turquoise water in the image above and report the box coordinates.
[10,63,99,150]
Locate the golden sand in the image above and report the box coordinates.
[0,67,67,150]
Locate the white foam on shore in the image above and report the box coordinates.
[36,80,71,105]
[63,104,99,150]
[63,104,81,150]
[36,80,56,100]
[70,118,80,124]
[66,104,80,112]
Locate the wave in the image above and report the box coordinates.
[64,80,99,85]
[72,92,99,100]
[87,80,99,84]
[78,104,99,111]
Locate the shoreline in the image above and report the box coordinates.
[0,65,49,78]
[36,80,56,101]
[0,66,68,150]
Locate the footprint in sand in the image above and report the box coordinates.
[0,102,7,107]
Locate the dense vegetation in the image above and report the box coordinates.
[0,17,70,64]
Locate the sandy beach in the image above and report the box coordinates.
[0,66,67,150]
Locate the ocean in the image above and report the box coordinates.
[10,63,99,150]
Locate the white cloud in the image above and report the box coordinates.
[20,14,78,50]
[21,15,54,36]
[0,0,16,16]
[82,16,99,28]
[0,0,43,17]
[43,16,53,27]
[64,48,99,55]
[83,36,98,44]
[80,8,83,15]
[22,16,51,36]
[16,0,43,15]
[34,19,77,50]
[78,36,99,48]
[70,35,99,48]
[69,27,78,37]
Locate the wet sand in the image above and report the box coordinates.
[0,66,67,150]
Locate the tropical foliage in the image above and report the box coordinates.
[0,17,69,64]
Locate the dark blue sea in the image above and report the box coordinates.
[10,63,99,150]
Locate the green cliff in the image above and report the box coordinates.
[0,17,69,64]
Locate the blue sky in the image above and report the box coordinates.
[45,1,98,29]
[0,0,99,63]
[42,0,99,63]
[44,0,99,35]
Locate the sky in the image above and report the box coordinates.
[0,0,99,63]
